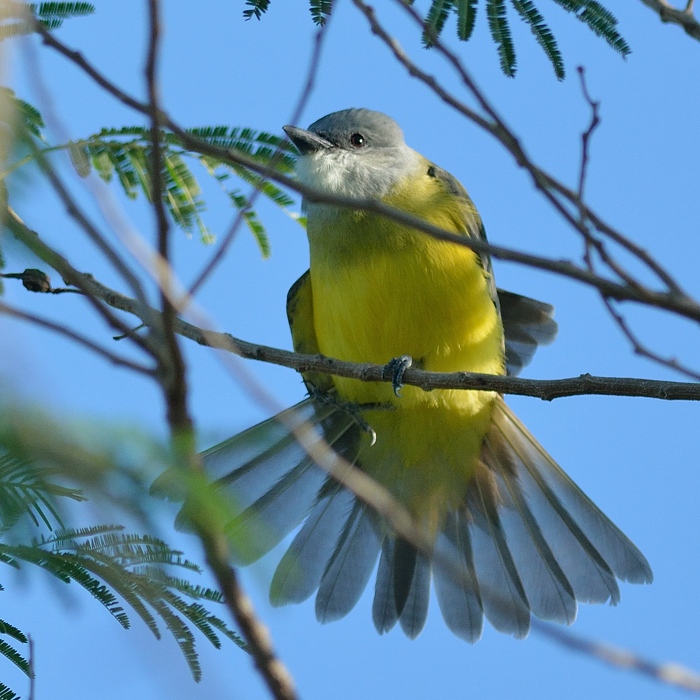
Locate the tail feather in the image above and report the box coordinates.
[398,550,431,639]
[223,412,359,565]
[433,512,483,643]
[196,393,651,642]
[316,499,382,623]
[392,538,418,619]
[468,466,531,638]
[486,446,578,624]
[488,400,652,595]
[270,482,353,606]
[373,539,399,634]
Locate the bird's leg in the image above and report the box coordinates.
[307,386,394,446]
[383,355,413,397]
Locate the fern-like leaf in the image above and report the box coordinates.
[227,188,271,258]
[456,0,479,41]
[0,453,84,531]
[551,0,630,56]
[486,0,517,77]
[423,0,455,47]
[243,0,270,20]
[0,89,45,144]
[309,0,333,25]
[512,0,564,79]
[30,2,95,19]
[0,620,27,645]
[0,2,95,35]
[0,683,21,700]
[0,639,29,677]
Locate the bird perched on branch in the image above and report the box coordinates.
[200,108,652,642]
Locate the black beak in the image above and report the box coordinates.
[283,125,333,155]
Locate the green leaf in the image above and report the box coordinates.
[243,0,270,20]
[456,0,479,41]
[423,0,455,47]
[309,0,333,25]
[486,0,517,77]
[0,453,85,531]
[0,639,29,677]
[0,89,45,143]
[512,0,564,79]
[0,682,21,700]
[0,620,28,645]
[551,0,630,56]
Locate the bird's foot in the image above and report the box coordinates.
[383,355,413,397]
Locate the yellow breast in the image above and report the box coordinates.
[306,168,505,524]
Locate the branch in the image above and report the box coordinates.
[638,0,700,40]
[200,530,297,700]
[38,274,700,402]
[533,620,700,694]
[4,206,156,355]
[32,20,700,329]
[0,300,154,375]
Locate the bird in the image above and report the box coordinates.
[200,108,652,642]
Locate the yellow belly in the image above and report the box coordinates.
[308,212,504,528]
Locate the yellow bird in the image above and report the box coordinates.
[202,108,652,641]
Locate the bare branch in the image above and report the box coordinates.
[639,0,700,40]
[533,620,700,694]
[188,18,332,297]
[32,20,700,326]
[20,37,150,307]
[200,531,298,700]
[4,206,156,355]
[50,274,700,403]
[0,300,155,375]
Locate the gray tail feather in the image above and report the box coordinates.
[430,397,651,640]
[433,512,483,643]
[315,498,382,623]
[198,398,363,565]
[192,394,651,641]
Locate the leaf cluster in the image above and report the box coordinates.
[0,438,246,699]
[0,2,94,41]
[0,95,302,256]
[243,0,630,80]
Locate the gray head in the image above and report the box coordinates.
[283,108,421,200]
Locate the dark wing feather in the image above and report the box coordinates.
[497,289,558,376]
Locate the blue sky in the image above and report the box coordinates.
[1,1,699,698]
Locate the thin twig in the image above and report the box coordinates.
[187,17,332,296]
[533,620,700,694]
[33,20,697,321]
[0,300,154,375]
[4,205,155,354]
[145,5,296,698]
[20,35,150,307]
[576,66,599,210]
[638,0,700,40]
[47,275,700,402]
[27,635,35,700]
[201,530,298,700]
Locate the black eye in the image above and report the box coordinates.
[350,133,365,148]
[427,166,437,178]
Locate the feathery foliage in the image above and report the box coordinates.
[242,0,629,80]
[0,526,246,682]
[0,89,45,146]
[0,2,94,40]
[512,0,564,79]
[486,0,517,77]
[243,0,270,21]
[0,453,85,532]
[0,415,248,696]
[0,102,302,255]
